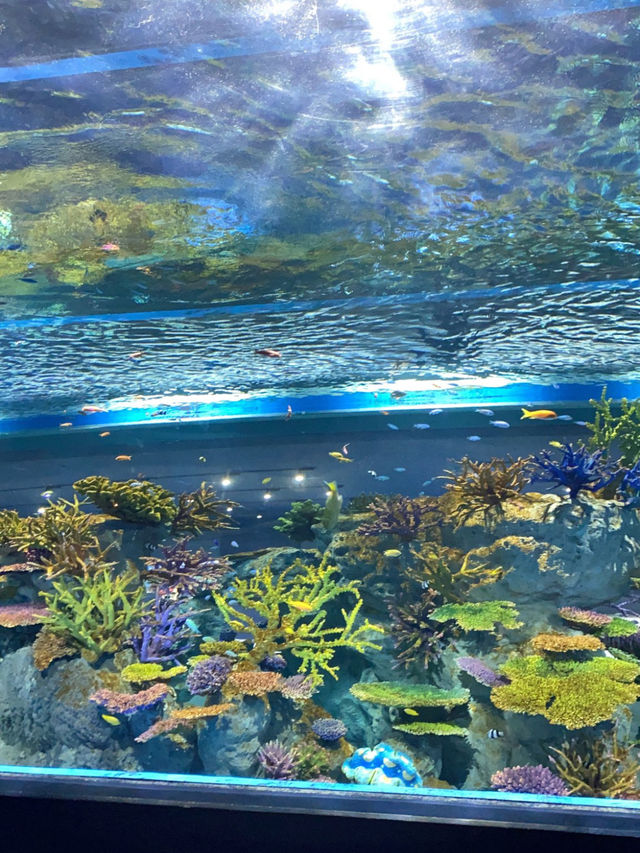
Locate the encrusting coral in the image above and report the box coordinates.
[212,555,383,685]
[441,456,531,528]
[430,600,522,633]
[491,764,569,796]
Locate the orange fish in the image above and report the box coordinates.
[255,348,282,358]
[115,455,132,461]
[521,408,557,420]
[129,351,145,359]
[99,431,110,437]
[81,405,106,414]
[59,422,72,428]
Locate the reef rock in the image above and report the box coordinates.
[198,695,271,777]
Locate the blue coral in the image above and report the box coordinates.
[530,442,622,500]
[311,718,347,742]
[619,459,640,507]
[342,742,421,787]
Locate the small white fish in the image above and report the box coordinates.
[422,479,433,486]
[394,467,406,472]
[40,490,54,499]
[412,423,430,430]
[467,435,481,442]
[574,421,587,426]
[367,469,377,477]
[342,443,350,455]
[487,729,504,739]
[557,415,573,421]
[387,423,399,430]
[376,475,390,481]
[420,580,429,590]
[230,540,239,548]
[428,408,443,415]
[490,420,510,429]
[475,409,494,416]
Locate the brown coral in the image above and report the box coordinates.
[0,602,49,627]
[32,627,77,670]
[558,607,612,631]
[442,456,532,528]
[90,683,170,715]
[224,670,283,697]
[531,632,604,653]
[134,703,233,743]
[280,674,317,701]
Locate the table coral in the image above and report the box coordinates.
[74,476,177,525]
[431,601,522,633]
[392,722,469,737]
[0,602,48,627]
[530,632,604,653]
[90,683,170,715]
[121,662,187,684]
[134,703,233,743]
[456,656,509,688]
[349,681,469,709]
[224,670,283,697]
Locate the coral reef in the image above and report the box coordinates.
[257,739,300,780]
[186,656,232,695]
[490,765,569,796]
[121,662,187,683]
[408,543,505,604]
[8,497,106,557]
[549,725,640,798]
[349,681,469,709]
[342,742,421,787]
[274,500,323,543]
[430,600,522,632]
[456,656,509,687]
[357,496,442,541]
[311,718,347,742]
[392,722,468,737]
[32,628,76,671]
[387,590,446,670]
[74,477,177,525]
[558,607,612,631]
[530,442,622,501]
[90,684,170,715]
[131,589,197,664]
[212,555,383,685]
[224,670,283,698]
[587,386,640,466]
[135,704,234,743]
[441,456,531,527]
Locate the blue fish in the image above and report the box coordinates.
[557,415,573,421]
[412,423,430,430]
[376,475,390,481]
[467,435,481,442]
[574,421,587,426]
[490,420,510,429]
[387,423,399,430]
[394,467,406,472]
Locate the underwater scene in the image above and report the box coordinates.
[5,0,640,813]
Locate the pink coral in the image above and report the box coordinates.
[90,683,170,715]
[0,602,48,627]
[280,674,316,701]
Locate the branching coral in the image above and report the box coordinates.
[491,765,569,796]
[490,655,640,729]
[549,726,640,798]
[587,386,640,466]
[74,476,177,525]
[8,497,106,557]
[530,632,604,653]
[212,555,383,685]
[441,456,531,527]
[135,703,234,743]
[0,510,26,550]
[349,681,469,709]
[40,540,118,580]
[357,496,442,542]
[40,565,147,662]
[274,500,323,543]
[140,538,231,596]
[388,589,446,670]
[408,542,505,604]
[530,443,622,500]
[171,482,239,535]
[431,601,522,633]
[131,588,198,664]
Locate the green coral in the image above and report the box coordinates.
[74,476,177,525]
[0,510,25,549]
[121,662,187,683]
[587,386,640,465]
[491,655,640,729]
[349,681,469,709]
[430,600,522,632]
[8,497,106,556]
[40,565,147,662]
[171,482,239,535]
[274,500,323,543]
[392,722,469,736]
[212,555,383,685]
[600,617,639,638]
[408,543,505,604]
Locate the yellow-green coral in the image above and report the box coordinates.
[408,543,505,603]
[121,662,187,683]
[74,476,177,525]
[349,681,469,709]
[530,632,604,653]
[212,555,383,685]
[491,655,640,729]
[392,722,469,736]
[8,497,107,556]
[431,601,522,632]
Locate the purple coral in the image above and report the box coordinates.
[257,739,299,780]
[357,496,442,542]
[280,674,317,701]
[311,718,347,742]
[131,588,196,664]
[530,443,622,501]
[141,538,230,596]
[456,656,509,688]
[186,655,233,695]
[491,765,569,796]
[260,652,287,672]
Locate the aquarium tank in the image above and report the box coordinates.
[3,0,640,837]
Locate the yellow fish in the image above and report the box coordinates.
[262,477,272,484]
[548,440,564,449]
[288,600,313,612]
[329,451,353,463]
[521,408,557,420]
[403,708,419,716]
[384,549,402,558]
[99,431,110,437]
[101,714,121,726]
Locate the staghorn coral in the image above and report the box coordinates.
[349,681,469,709]
[135,703,234,743]
[40,540,119,580]
[387,589,446,670]
[274,500,323,544]
[32,627,76,671]
[587,386,640,466]
[74,476,177,525]
[491,655,640,729]
[549,726,640,798]
[357,495,442,542]
[0,602,48,627]
[530,442,622,501]
[530,632,604,653]
[408,542,505,604]
[40,565,147,662]
[8,497,107,557]
[0,510,26,550]
[171,482,239,535]
[186,656,233,695]
[131,588,197,664]
[311,718,347,742]
[347,493,385,513]
[90,683,170,715]
[212,555,383,685]
[257,739,300,780]
[224,670,283,698]
[441,456,531,528]
[392,722,469,737]
[121,662,187,684]
[491,764,569,796]
[431,600,522,633]
[456,656,509,688]
[140,538,231,596]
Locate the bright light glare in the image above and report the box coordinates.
[263,492,272,500]
[294,473,305,483]
[221,477,232,487]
